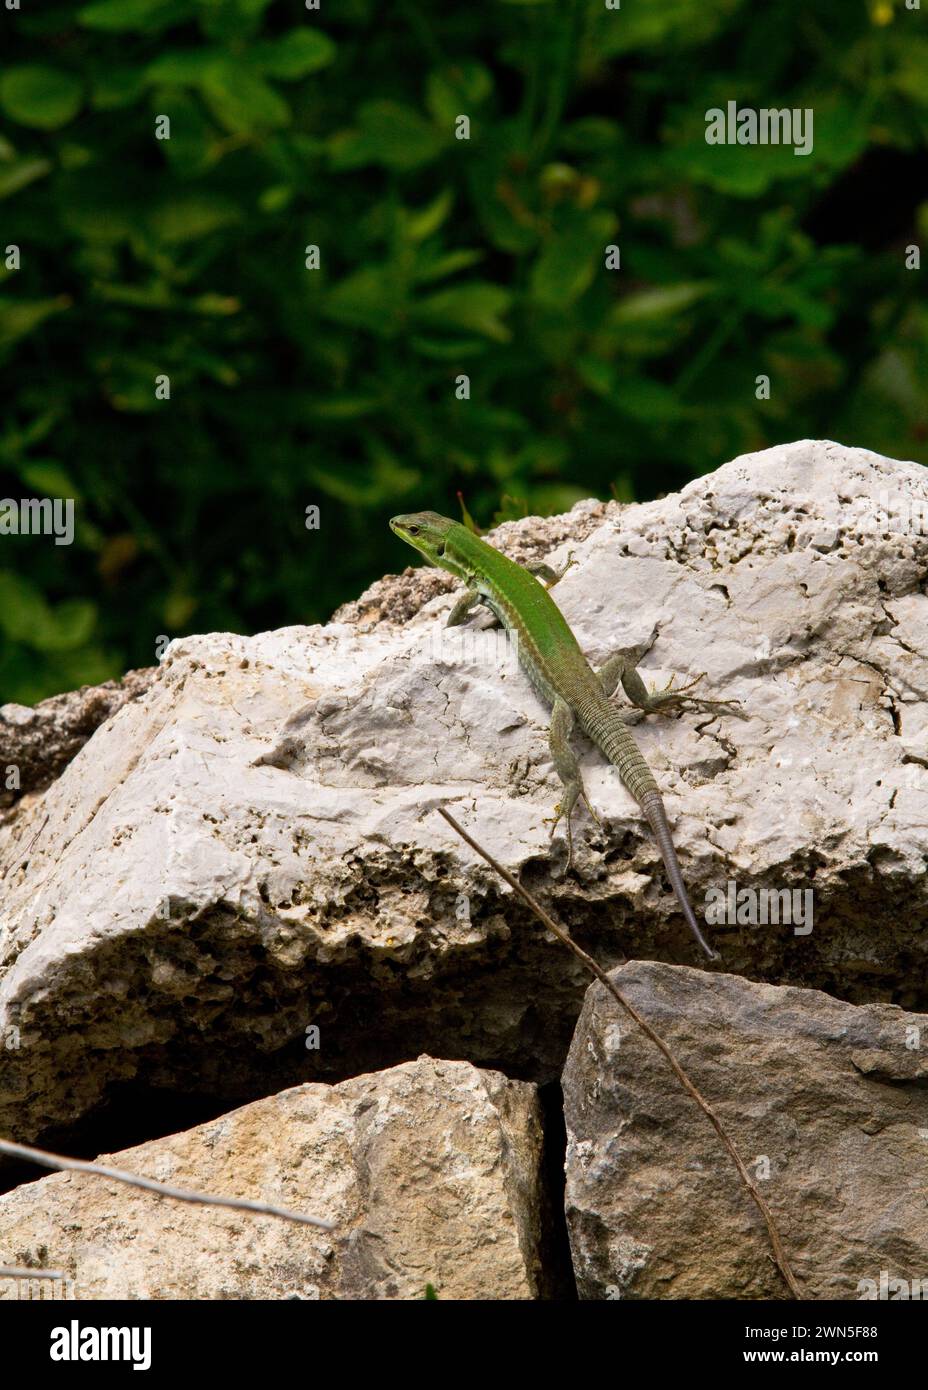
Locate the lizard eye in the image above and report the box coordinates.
[406,525,420,536]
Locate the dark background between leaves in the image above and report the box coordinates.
[1,0,926,703]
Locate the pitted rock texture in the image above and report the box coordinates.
[563,962,928,1300]
[1,439,927,1145]
[0,1057,547,1300]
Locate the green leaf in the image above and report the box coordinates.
[253,30,336,79]
[0,297,70,351]
[414,247,484,284]
[0,573,96,652]
[191,292,240,316]
[412,283,512,341]
[530,209,617,309]
[144,50,221,86]
[201,60,291,133]
[17,460,81,498]
[593,0,734,55]
[576,356,616,398]
[157,93,219,176]
[258,184,293,213]
[38,600,97,653]
[147,193,240,243]
[0,67,83,131]
[0,573,51,644]
[402,189,454,243]
[302,396,381,421]
[894,41,928,107]
[324,267,407,336]
[330,101,445,171]
[90,65,148,110]
[425,62,493,125]
[163,589,197,628]
[611,283,714,323]
[78,0,190,32]
[0,156,52,199]
[409,335,489,360]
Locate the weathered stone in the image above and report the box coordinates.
[0,1057,546,1300]
[563,961,928,1300]
[0,667,155,809]
[2,440,927,1146]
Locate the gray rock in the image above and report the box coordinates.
[0,667,155,809]
[563,961,928,1300]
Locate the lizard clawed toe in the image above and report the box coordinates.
[688,695,745,718]
[647,671,704,701]
[545,794,601,870]
[673,673,745,717]
[544,801,578,869]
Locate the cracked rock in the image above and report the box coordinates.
[1,439,927,1145]
[0,1056,546,1300]
[563,961,928,1300]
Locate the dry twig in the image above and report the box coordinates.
[0,1138,334,1231]
[437,805,803,1300]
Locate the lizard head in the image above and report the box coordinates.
[389,511,468,578]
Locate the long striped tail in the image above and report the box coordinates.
[640,790,719,961]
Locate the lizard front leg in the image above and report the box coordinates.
[447,587,496,627]
[528,551,576,590]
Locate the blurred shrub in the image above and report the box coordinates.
[0,0,926,701]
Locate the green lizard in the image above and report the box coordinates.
[390,510,741,962]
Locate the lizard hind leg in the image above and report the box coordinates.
[543,695,600,869]
[597,626,660,697]
[630,670,742,718]
[605,635,742,718]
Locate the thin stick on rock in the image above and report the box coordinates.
[0,1138,334,1231]
[437,804,803,1301]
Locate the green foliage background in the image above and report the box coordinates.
[1,0,927,703]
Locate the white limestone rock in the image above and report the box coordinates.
[1,440,926,1144]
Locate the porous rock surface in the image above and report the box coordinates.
[2,439,926,1147]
